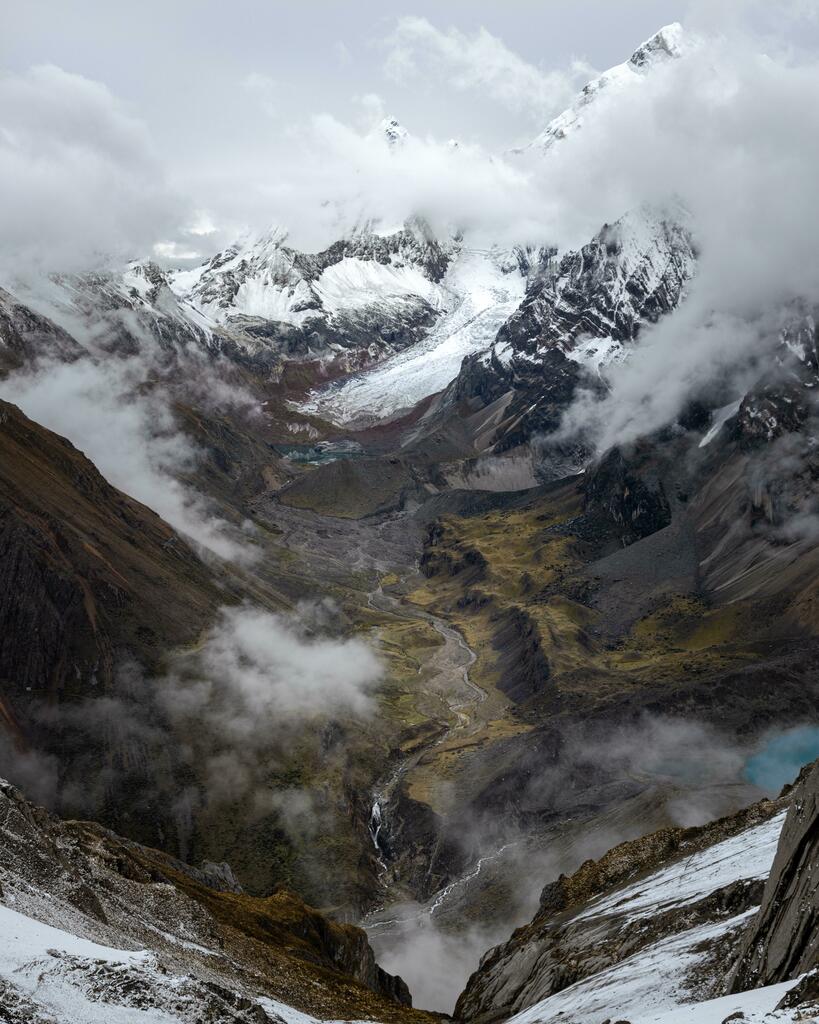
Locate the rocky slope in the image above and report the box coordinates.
[731,760,819,993]
[0,397,221,711]
[0,775,426,1024]
[455,797,787,1023]
[402,202,696,466]
[0,397,235,845]
[455,762,819,1024]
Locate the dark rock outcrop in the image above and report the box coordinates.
[731,760,819,991]
[495,206,695,361]
[582,444,672,546]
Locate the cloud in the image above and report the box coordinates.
[0,356,253,561]
[522,33,819,451]
[0,65,185,273]
[382,17,595,119]
[238,113,546,250]
[334,40,353,67]
[169,603,381,723]
[0,600,383,860]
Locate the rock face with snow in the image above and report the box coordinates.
[454,795,792,1024]
[519,23,684,155]
[0,776,421,1024]
[732,311,819,449]
[24,261,220,361]
[0,286,84,370]
[2,220,458,380]
[731,760,819,991]
[494,204,696,370]
[170,219,456,369]
[400,204,695,465]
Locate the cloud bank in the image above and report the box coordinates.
[4,15,819,450]
[0,65,186,274]
[382,16,595,119]
[0,356,252,561]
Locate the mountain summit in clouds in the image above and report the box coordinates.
[379,115,409,145]
[521,22,685,154]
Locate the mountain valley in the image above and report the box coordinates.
[1,14,818,1024]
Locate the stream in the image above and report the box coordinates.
[363,578,509,927]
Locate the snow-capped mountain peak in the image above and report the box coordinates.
[379,116,409,146]
[521,22,685,155]
[628,21,685,70]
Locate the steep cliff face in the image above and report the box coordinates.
[731,760,819,991]
[0,399,221,706]
[0,777,423,1023]
[0,287,84,370]
[454,797,788,1024]
[494,205,696,368]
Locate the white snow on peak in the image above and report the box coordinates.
[298,246,526,425]
[379,116,409,146]
[629,22,685,69]
[521,23,685,155]
[170,222,452,330]
[314,256,446,313]
[507,811,791,1024]
[170,229,316,326]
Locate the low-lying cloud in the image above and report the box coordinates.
[371,713,766,1012]
[0,356,254,561]
[0,600,383,857]
[164,603,381,724]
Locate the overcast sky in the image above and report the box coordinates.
[3,0,819,261]
[4,2,691,150]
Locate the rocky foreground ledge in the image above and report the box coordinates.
[454,761,819,1024]
[0,777,428,1024]
[0,761,817,1023]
